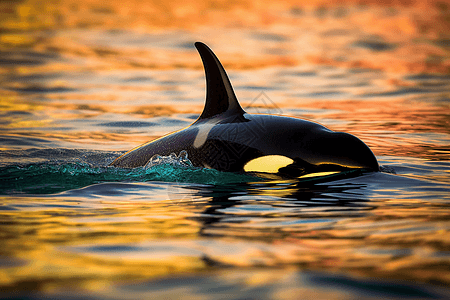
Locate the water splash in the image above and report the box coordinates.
[0,157,258,195]
[145,150,193,168]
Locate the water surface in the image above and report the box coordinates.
[1,1,450,299]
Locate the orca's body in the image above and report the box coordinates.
[110,42,379,177]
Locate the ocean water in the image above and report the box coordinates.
[1,2,450,299]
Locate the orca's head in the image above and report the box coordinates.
[243,125,379,179]
[282,130,379,178]
[309,130,377,169]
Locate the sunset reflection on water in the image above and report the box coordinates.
[0,0,449,299]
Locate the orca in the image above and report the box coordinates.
[110,42,379,178]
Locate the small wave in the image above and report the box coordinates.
[380,165,396,174]
[0,160,258,195]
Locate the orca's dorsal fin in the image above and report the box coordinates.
[194,42,245,122]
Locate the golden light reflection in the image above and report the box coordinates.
[0,94,43,112]
[0,194,449,293]
[298,171,340,179]
[0,198,206,289]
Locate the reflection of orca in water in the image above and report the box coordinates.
[110,42,379,178]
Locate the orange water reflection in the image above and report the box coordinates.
[1,1,450,72]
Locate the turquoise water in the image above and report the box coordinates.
[0,149,259,194]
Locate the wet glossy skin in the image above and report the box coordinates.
[111,113,379,175]
[110,42,379,176]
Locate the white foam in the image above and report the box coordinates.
[144,150,193,169]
